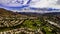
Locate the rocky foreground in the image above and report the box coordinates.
[0,8,60,34]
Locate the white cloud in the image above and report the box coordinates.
[0,0,60,13]
[0,0,29,7]
[29,0,60,9]
[0,0,60,8]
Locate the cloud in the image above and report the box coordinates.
[29,0,60,9]
[0,0,60,13]
[0,0,29,7]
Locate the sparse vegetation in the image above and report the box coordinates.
[0,8,60,34]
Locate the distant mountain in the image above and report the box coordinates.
[0,8,60,17]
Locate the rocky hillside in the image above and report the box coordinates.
[0,8,60,34]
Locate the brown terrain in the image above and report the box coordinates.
[0,8,60,34]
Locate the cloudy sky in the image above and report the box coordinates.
[29,0,60,8]
[0,0,60,8]
[0,0,60,13]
